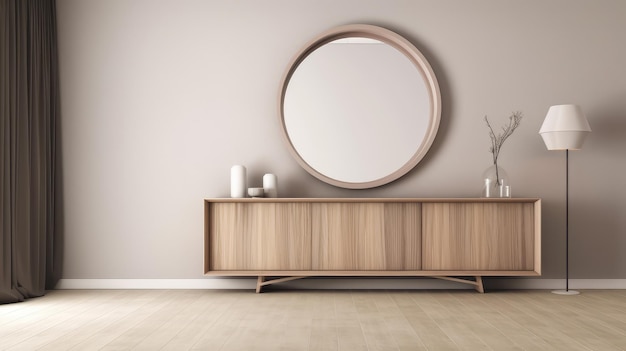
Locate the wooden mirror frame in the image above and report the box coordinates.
[278,24,441,189]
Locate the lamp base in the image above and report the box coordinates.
[552,290,580,295]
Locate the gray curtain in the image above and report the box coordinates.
[0,0,59,304]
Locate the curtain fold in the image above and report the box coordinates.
[0,0,59,304]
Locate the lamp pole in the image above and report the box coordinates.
[552,149,579,295]
[566,149,569,292]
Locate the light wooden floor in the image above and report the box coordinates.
[1,289,625,350]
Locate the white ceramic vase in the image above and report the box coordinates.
[230,165,247,198]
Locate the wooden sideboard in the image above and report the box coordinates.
[204,198,541,293]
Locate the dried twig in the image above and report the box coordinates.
[484,111,523,185]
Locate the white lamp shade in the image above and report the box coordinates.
[539,104,591,150]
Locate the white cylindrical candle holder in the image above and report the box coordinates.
[263,173,278,198]
[230,165,247,198]
[483,179,491,198]
[503,185,511,198]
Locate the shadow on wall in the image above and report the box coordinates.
[571,198,624,278]
[570,101,626,278]
[589,102,626,156]
[390,24,456,180]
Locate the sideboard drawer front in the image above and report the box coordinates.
[311,203,421,270]
[422,203,535,271]
[209,203,311,270]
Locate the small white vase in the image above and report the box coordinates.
[263,173,278,198]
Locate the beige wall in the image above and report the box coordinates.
[56,0,626,282]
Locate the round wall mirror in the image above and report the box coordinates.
[279,24,441,189]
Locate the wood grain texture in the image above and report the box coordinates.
[422,202,535,271]
[534,199,542,275]
[208,203,311,270]
[311,203,421,270]
[312,203,380,270]
[204,198,540,277]
[385,203,421,270]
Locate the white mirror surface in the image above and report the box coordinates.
[279,25,441,189]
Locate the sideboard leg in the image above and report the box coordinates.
[434,276,485,293]
[256,276,265,293]
[254,276,305,293]
[475,276,484,293]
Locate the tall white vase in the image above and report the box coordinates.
[230,165,247,198]
[263,173,278,198]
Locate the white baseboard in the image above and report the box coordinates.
[54,278,626,290]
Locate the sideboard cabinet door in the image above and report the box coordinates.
[422,203,535,271]
[311,203,421,270]
[209,203,311,270]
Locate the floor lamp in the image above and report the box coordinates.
[539,104,591,295]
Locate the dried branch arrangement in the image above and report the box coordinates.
[484,111,523,185]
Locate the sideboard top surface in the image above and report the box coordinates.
[204,198,541,203]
